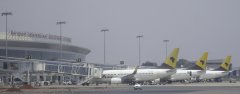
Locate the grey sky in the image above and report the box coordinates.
[1,0,240,66]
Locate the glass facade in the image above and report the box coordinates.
[45,64,58,72]
[0,49,83,61]
[0,40,90,61]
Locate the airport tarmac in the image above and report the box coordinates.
[1,82,240,94]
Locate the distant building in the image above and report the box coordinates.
[142,61,158,67]
[177,59,195,68]
[229,67,240,80]
[0,31,102,86]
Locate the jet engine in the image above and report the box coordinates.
[111,78,122,84]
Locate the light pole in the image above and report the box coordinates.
[101,29,109,65]
[1,12,12,60]
[56,21,66,61]
[163,40,169,59]
[26,55,32,85]
[136,35,143,66]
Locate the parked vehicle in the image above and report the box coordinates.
[133,83,142,90]
[229,78,237,83]
[63,80,72,85]
[81,81,90,86]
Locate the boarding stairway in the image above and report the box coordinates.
[78,76,94,86]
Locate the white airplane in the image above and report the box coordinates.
[170,52,208,82]
[199,56,231,80]
[91,48,180,84]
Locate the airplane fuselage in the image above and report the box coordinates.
[199,70,229,80]
[102,68,176,82]
[170,69,205,81]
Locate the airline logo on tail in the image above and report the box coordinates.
[220,56,231,71]
[195,52,208,70]
[170,57,176,63]
[200,60,204,65]
[164,48,179,69]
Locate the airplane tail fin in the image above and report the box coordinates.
[159,48,179,69]
[215,56,232,71]
[188,52,208,70]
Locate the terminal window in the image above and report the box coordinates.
[3,62,8,69]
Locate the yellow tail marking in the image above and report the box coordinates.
[195,52,208,70]
[220,56,232,71]
[164,48,179,69]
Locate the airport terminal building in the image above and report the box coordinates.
[0,31,102,86]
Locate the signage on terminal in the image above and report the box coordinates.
[9,31,72,43]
